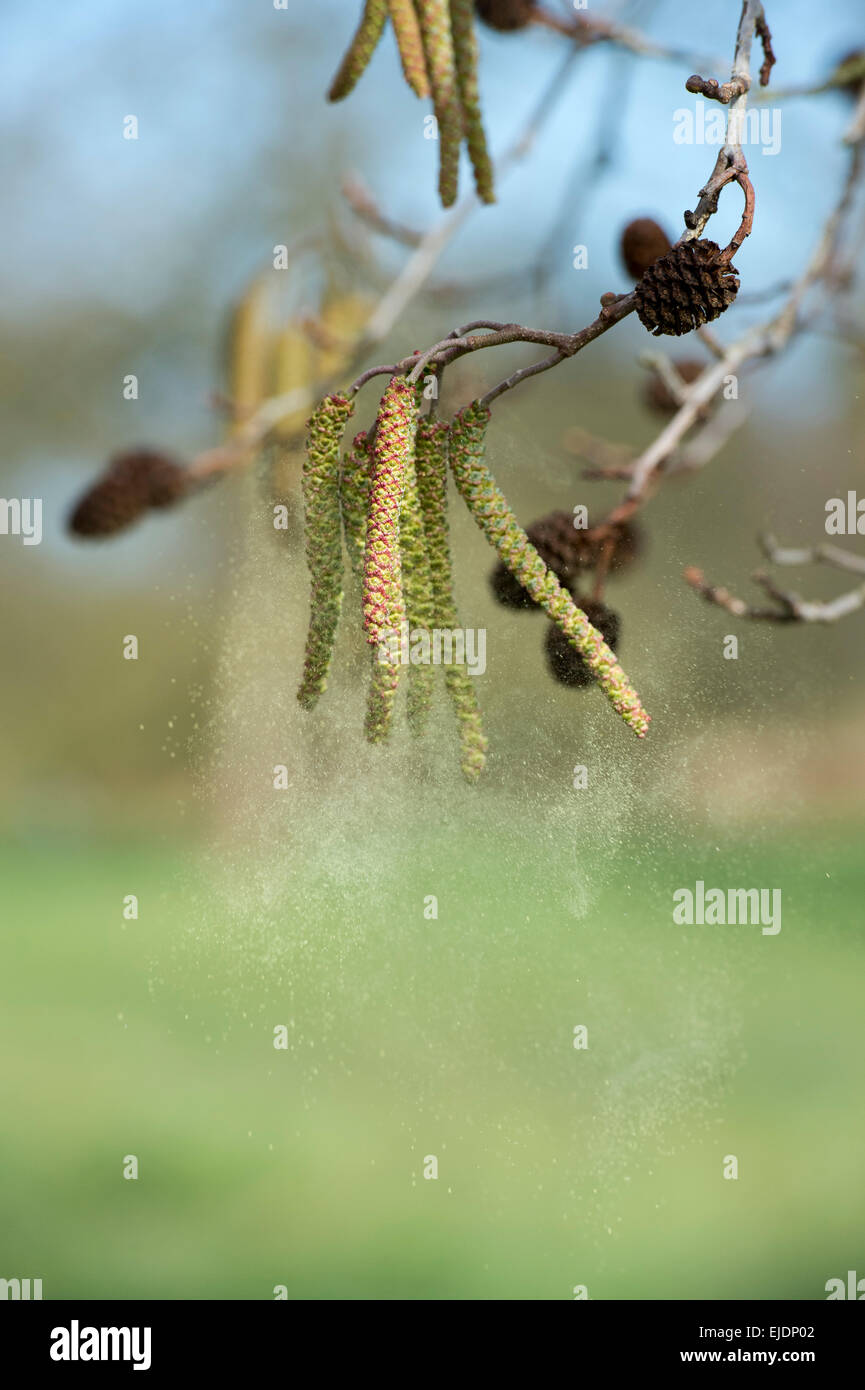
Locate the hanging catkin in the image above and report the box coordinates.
[449,403,651,738]
[449,0,495,203]
[362,377,418,742]
[400,447,439,735]
[363,377,417,644]
[340,430,372,578]
[297,393,354,710]
[388,0,430,97]
[415,0,463,207]
[328,0,389,102]
[414,418,488,780]
[340,425,410,743]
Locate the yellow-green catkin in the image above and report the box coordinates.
[340,428,409,745]
[328,0,389,102]
[400,448,439,735]
[363,377,418,743]
[414,418,488,780]
[297,393,354,710]
[388,0,430,97]
[340,430,372,578]
[449,403,651,738]
[416,0,463,207]
[449,0,495,203]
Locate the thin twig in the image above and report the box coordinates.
[684,565,865,623]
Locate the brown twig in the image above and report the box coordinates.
[684,564,865,624]
[759,535,865,576]
[685,72,750,105]
[340,174,423,247]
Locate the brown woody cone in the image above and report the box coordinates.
[489,559,537,610]
[146,456,188,508]
[620,217,672,280]
[635,239,739,337]
[529,511,643,578]
[643,358,707,415]
[68,450,186,537]
[489,513,642,608]
[475,0,536,30]
[837,48,865,97]
[545,599,620,688]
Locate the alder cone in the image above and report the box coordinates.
[68,450,186,537]
[489,513,643,609]
[489,560,537,610]
[838,48,865,97]
[636,239,739,337]
[545,599,621,688]
[643,358,706,415]
[620,217,672,280]
[145,455,187,508]
[528,511,643,579]
[528,509,586,584]
[475,0,536,31]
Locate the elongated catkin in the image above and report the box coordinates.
[328,0,389,102]
[415,0,463,207]
[400,447,439,735]
[362,377,418,741]
[340,430,372,578]
[449,0,495,203]
[388,0,430,97]
[297,393,354,710]
[414,417,488,780]
[449,403,651,738]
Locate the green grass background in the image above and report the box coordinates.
[1,819,862,1301]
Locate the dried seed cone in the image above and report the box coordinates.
[529,512,643,577]
[545,599,620,688]
[388,0,430,97]
[489,512,642,607]
[450,0,495,204]
[414,417,487,781]
[328,0,389,101]
[837,49,865,98]
[489,560,537,610]
[416,0,463,207]
[340,431,372,578]
[449,403,650,738]
[297,393,354,711]
[68,450,186,538]
[400,450,439,736]
[620,218,671,280]
[643,358,706,415]
[146,456,188,508]
[475,0,535,30]
[636,239,739,337]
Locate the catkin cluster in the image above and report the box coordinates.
[297,384,652,777]
[449,403,651,738]
[298,378,488,780]
[327,1,495,207]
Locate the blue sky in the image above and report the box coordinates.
[3,0,863,578]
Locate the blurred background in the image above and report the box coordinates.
[1,0,864,1299]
